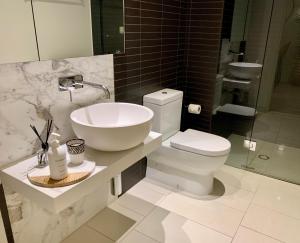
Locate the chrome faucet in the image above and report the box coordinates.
[58,75,110,102]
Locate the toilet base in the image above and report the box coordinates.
[146,167,214,196]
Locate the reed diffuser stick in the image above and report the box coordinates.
[30,119,53,150]
[30,124,46,147]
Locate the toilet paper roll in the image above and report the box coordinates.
[188,104,201,114]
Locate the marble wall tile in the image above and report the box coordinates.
[8,182,113,243]
[0,55,114,166]
[0,55,115,243]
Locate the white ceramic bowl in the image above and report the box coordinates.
[70,103,153,151]
[228,62,263,80]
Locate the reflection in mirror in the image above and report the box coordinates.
[230,0,249,43]
[212,0,272,169]
[91,0,125,55]
[0,0,39,64]
[33,0,94,60]
[32,0,124,60]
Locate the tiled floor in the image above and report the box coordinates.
[251,111,300,148]
[227,134,300,184]
[62,165,300,243]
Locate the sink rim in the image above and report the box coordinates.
[70,102,154,128]
[229,62,263,68]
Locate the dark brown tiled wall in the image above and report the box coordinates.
[115,0,225,192]
[114,0,183,104]
[115,0,183,193]
[222,0,235,39]
[180,0,224,132]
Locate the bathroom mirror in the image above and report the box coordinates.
[0,0,124,64]
[33,0,125,60]
[0,0,39,64]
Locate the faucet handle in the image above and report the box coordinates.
[58,75,84,91]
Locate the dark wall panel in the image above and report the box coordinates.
[181,0,224,132]
[115,0,183,193]
[222,0,235,39]
[115,0,225,192]
[114,0,183,105]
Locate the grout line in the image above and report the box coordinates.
[85,224,116,242]
[133,228,161,243]
[240,225,285,243]
[250,201,300,221]
[229,184,256,242]
[140,180,236,239]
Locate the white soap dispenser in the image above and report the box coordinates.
[48,132,68,180]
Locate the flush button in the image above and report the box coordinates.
[162,91,168,94]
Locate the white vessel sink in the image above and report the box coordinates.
[228,62,262,80]
[70,103,153,151]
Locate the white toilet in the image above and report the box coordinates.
[143,89,231,195]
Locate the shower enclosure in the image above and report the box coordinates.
[213,0,300,184]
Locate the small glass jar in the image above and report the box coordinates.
[37,148,48,168]
[66,139,85,165]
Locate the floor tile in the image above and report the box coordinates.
[210,181,254,212]
[87,207,135,241]
[62,226,113,243]
[108,201,144,222]
[118,230,159,243]
[215,165,245,189]
[226,134,253,168]
[128,180,171,203]
[242,204,300,243]
[277,115,300,147]
[116,180,168,216]
[142,178,176,195]
[252,112,282,143]
[252,176,300,218]
[228,130,300,185]
[215,165,264,193]
[116,193,156,216]
[249,140,300,179]
[136,207,232,243]
[158,192,244,237]
[239,171,265,192]
[262,145,300,184]
[233,226,281,243]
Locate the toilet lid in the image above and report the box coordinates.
[170,129,231,157]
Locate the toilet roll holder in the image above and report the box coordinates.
[185,104,201,115]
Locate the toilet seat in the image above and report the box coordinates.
[170,129,231,157]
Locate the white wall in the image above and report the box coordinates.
[33,0,93,60]
[0,0,39,64]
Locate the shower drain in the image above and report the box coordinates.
[258,154,270,160]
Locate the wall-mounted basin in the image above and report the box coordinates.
[228,62,263,80]
[71,103,153,151]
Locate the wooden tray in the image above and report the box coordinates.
[28,160,95,188]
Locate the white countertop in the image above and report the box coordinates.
[0,132,162,213]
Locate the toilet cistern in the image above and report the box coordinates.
[144,88,231,195]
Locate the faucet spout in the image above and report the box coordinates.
[58,75,111,101]
[83,81,111,99]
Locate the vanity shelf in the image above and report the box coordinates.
[0,132,162,213]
